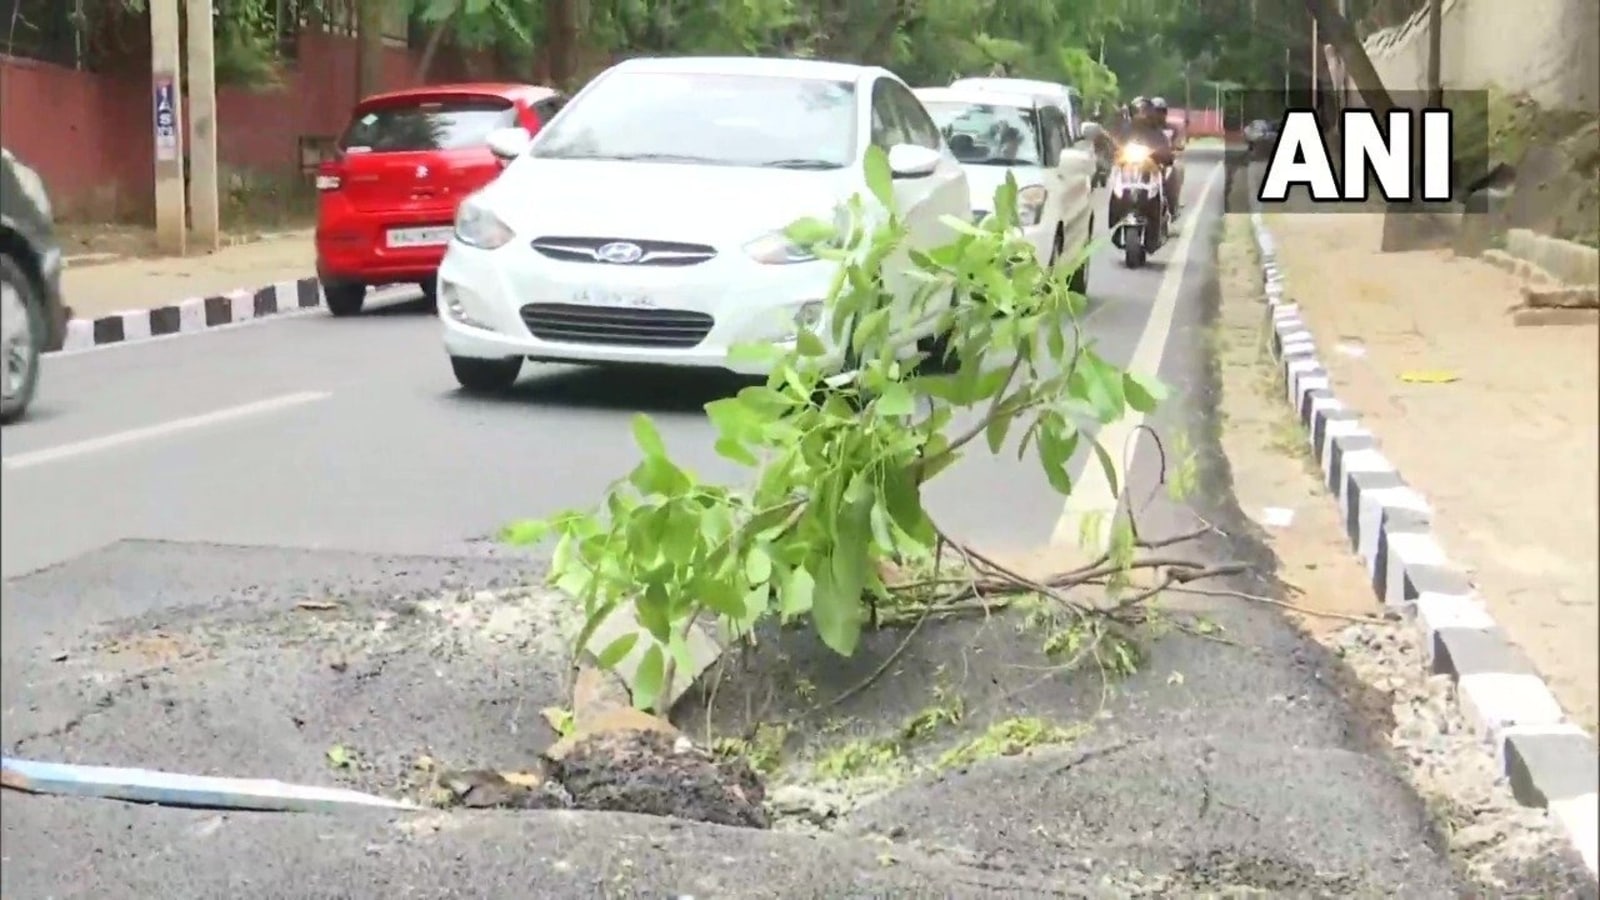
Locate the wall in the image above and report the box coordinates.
[0,29,498,221]
[1360,0,1600,113]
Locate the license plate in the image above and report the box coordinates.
[385,226,453,248]
[572,287,657,309]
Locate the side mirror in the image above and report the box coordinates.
[886,143,941,179]
[486,127,532,163]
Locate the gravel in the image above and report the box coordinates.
[1329,620,1578,888]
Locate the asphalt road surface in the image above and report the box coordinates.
[1,153,1578,897]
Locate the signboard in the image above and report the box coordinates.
[154,77,178,162]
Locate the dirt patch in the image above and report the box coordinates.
[1208,217,1385,637]
[1263,212,1599,735]
[60,229,316,319]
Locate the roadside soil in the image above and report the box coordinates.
[60,229,315,320]
[1263,212,1599,735]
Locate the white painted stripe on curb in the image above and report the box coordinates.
[0,391,331,470]
[1549,794,1599,875]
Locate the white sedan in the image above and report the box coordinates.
[915,86,1097,296]
[434,56,971,392]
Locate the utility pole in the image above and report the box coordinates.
[150,0,186,255]
[186,0,220,251]
[1284,47,1291,107]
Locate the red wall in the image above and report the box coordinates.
[0,31,494,220]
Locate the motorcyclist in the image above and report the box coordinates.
[1114,98,1179,216]
[1148,97,1184,211]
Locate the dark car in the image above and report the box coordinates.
[1,147,68,423]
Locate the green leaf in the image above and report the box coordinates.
[595,631,640,669]
[795,329,826,357]
[498,519,549,546]
[781,565,816,618]
[785,216,836,246]
[1122,371,1168,413]
[864,145,894,208]
[985,406,1016,453]
[813,497,872,655]
[631,414,666,457]
[745,545,773,584]
[1091,438,1121,497]
[876,382,916,417]
[632,644,665,711]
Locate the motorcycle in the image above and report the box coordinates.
[1107,141,1171,269]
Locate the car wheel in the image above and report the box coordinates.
[1068,229,1090,298]
[324,282,366,317]
[0,255,44,424]
[419,276,438,310]
[450,355,522,393]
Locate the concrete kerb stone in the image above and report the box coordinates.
[53,278,415,354]
[1247,216,1600,878]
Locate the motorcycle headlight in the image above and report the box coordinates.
[454,197,514,250]
[1017,185,1048,227]
[1118,143,1152,166]
[744,231,818,265]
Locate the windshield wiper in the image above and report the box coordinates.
[758,158,845,170]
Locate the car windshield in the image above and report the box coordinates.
[529,72,858,168]
[923,101,1044,166]
[339,97,518,153]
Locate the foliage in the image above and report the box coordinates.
[503,146,1204,713]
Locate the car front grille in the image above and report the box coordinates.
[529,236,717,267]
[519,303,714,349]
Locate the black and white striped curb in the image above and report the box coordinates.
[57,278,325,353]
[1247,213,1598,878]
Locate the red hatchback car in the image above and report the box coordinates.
[314,83,565,316]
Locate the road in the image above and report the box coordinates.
[0,153,1570,897]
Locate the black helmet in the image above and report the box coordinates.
[1131,96,1151,114]
[1150,96,1169,111]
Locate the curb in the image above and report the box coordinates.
[57,278,325,353]
[1246,212,1599,879]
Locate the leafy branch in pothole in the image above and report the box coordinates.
[503,147,1249,714]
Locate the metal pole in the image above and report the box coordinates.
[186,0,220,251]
[150,0,186,255]
[1310,16,1319,111]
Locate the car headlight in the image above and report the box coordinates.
[1118,143,1152,166]
[744,231,818,265]
[454,198,514,250]
[1017,185,1047,227]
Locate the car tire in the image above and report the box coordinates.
[450,355,521,393]
[419,276,438,311]
[0,254,44,425]
[324,282,366,317]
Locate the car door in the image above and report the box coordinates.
[869,77,968,337]
[1045,105,1095,257]
[1033,105,1070,243]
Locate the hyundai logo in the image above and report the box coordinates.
[595,241,645,264]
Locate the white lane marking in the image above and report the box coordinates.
[1051,166,1223,549]
[1,391,331,471]
[46,286,423,359]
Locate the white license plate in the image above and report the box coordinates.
[385,227,453,248]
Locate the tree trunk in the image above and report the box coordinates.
[544,0,579,90]
[356,0,386,100]
[1424,0,1442,106]
[415,9,457,83]
[1303,0,1394,116]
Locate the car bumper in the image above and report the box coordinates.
[316,219,453,286]
[435,240,845,377]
